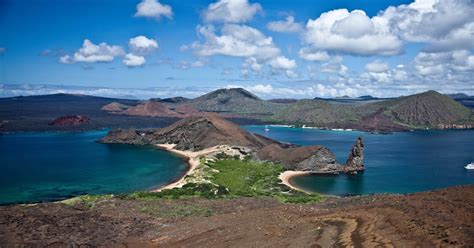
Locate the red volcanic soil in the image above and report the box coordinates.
[123,101,179,117]
[48,115,90,126]
[0,185,473,247]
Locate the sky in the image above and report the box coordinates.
[0,0,473,99]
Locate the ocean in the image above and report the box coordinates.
[0,131,187,205]
[244,126,474,196]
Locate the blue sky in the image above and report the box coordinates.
[0,0,473,99]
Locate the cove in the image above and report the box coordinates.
[244,126,474,196]
[0,131,187,205]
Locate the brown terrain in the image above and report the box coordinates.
[1,185,473,247]
[123,101,180,117]
[48,115,90,126]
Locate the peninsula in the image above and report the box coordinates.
[100,114,364,194]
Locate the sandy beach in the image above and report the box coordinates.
[154,144,317,194]
[279,170,314,193]
[152,144,224,192]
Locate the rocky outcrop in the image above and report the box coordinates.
[343,137,364,172]
[49,115,90,126]
[256,144,341,172]
[99,128,147,145]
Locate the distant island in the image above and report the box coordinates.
[1,88,473,133]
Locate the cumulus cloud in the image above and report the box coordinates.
[298,48,330,62]
[267,16,303,33]
[226,83,372,99]
[135,0,173,20]
[360,61,408,83]
[191,23,297,78]
[129,35,158,54]
[365,60,389,73]
[379,0,474,52]
[60,39,124,64]
[269,56,296,70]
[203,0,262,23]
[192,24,278,59]
[414,50,474,79]
[123,53,146,67]
[302,9,403,56]
[320,56,348,76]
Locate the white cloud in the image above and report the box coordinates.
[320,56,348,76]
[365,60,389,73]
[226,83,370,99]
[267,16,303,33]
[60,39,124,64]
[123,53,146,67]
[379,0,474,52]
[191,24,298,78]
[203,0,262,23]
[302,9,403,56]
[361,62,408,83]
[129,35,158,54]
[298,48,330,62]
[192,24,279,60]
[414,50,474,78]
[285,70,298,78]
[59,55,74,64]
[135,0,173,20]
[244,57,263,71]
[269,56,296,70]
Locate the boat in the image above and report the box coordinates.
[264,125,270,132]
[465,162,474,170]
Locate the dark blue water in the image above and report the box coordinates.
[0,131,187,205]
[244,126,474,196]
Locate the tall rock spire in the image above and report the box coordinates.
[344,137,364,172]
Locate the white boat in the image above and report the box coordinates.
[264,125,270,132]
[465,162,474,170]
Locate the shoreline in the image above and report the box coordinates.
[151,144,224,192]
[279,171,341,197]
[279,171,314,194]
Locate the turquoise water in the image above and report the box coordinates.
[0,131,187,205]
[244,126,474,196]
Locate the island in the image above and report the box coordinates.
[100,114,364,195]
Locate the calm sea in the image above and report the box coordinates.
[0,131,187,205]
[244,126,474,196]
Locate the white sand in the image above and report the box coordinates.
[152,144,224,192]
[279,171,313,193]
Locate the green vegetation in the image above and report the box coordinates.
[125,183,229,200]
[124,157,323,204]
[61,194,114,208]
[207,159,284,196]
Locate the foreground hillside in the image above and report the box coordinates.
[1,185,473,247]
